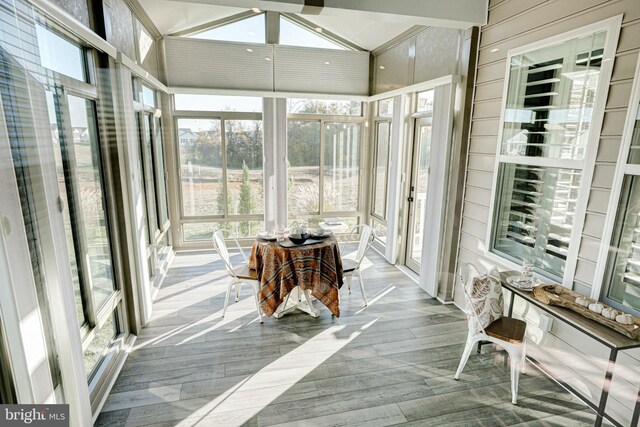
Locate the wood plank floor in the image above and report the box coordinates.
[96,249,598,427]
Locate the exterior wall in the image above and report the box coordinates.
[372,27,463,94]
[456,0,640,424]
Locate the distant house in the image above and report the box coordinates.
[178,128,197,145]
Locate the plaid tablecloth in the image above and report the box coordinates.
[249,236,343,317]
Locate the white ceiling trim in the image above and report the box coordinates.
[168,74,460,102]
[168,86,369,101]
[166,0,488,28]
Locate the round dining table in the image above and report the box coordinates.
[248,235,344,318]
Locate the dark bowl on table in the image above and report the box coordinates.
[289,233,310,245]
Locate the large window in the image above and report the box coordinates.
[489,28,611,281]
[35,23,126,384]
[176,96,264,241]
[602,59,640,316]
[287,99,363,228]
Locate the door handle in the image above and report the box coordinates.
[407,197,414,202]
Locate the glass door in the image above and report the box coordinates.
[405,117,433,273]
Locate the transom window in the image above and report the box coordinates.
[287,98,361,115]
[174,94,262,112]
[189,13,266,44]
[279,16,346,50]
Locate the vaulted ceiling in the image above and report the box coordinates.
[137,0,488,51]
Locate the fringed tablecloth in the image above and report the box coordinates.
[249,236,343,317]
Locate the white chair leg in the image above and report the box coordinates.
[235,282,242,302]
[356,270,367,306]
[509,346,522,405]
[222,281,234,318]
[254,291,263,324]
[346,275,352,293]
[454,337,476,380]
[521,340,527,376]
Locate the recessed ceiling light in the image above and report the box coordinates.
[490,48,500,53]
[265,57,271,61]
[379,65,386,70]
[315,27,323,33]
[246,48,254,53]
[325,61,330,65]
[251,8,261,13]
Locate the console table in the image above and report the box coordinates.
[499,271,640,427]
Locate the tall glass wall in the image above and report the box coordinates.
[0,3,129,408]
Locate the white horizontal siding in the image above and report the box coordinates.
[456,1,640,424]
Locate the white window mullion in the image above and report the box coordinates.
[624,164,640,176]
[498,155,584,170]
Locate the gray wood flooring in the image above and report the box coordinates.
[96,249,597,427]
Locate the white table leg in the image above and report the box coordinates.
[273,287,320,318]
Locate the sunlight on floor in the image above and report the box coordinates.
[173,319,380,426]
[132,293,258,350]
[354,284,396,315]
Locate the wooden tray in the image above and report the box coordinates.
[532,284,640,340]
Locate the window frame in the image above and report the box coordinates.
[278,14,352,51]
[24,22,130,406]
[185,11,267,44]
[133,79,171,243]
[286,111,365,227]
[174,110,264,242]
[485,16,621,288]
[593,53,640,314]
[370,118,392,223]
